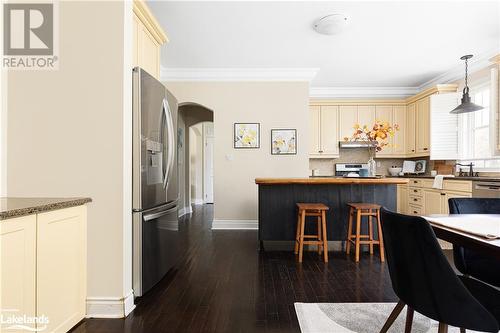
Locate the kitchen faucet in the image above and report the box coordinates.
[455,162,475,177]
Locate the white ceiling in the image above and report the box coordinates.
[148,1,500,88]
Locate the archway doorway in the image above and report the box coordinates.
[177,103,214,216]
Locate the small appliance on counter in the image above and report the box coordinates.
[388,166,403,176]
[402,160,427,174]
[335,163,369,177]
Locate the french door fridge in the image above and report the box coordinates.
[132,67,179,297]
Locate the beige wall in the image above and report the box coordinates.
[165,82,310,221]
[6,0,132,311]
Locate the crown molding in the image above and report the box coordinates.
[160,67,319,82]
[309,86,419,100]
[418,48,500,91]
[133,0,168,44]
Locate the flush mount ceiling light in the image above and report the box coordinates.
[313,14,349,35]
[450,54,484,114]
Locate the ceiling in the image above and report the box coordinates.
[148,1,500,88]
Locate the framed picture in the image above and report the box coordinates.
[234,123,260,148]
[271,129,297,155]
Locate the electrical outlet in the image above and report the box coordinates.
[376,161,381,167]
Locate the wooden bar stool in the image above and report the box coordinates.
[346,203,385,263]
[294,203,329,263]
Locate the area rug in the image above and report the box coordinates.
[294,302,479,333]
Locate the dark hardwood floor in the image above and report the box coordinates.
[72,204,397,333]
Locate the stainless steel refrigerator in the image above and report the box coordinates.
[132,67,179,297]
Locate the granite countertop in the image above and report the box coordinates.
[0,197,92,220]
[255,177,409,185]
[387,175,500,182]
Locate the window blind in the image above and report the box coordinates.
[430,93,460,160]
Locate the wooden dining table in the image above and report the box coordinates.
[423,214,500,260]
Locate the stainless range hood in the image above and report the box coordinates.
[339,141,378,149]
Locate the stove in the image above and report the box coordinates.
[335,163,369,177]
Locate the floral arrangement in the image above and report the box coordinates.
[344,120,399,152]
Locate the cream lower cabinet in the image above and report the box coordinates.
[397,179,471,249]
[37,206,87,333]
[1,206,87,333]
[399,179,472,217]
[397,184,409,214]
[1,215,37,333]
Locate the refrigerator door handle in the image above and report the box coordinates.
[162,98,175,189]
[143,206,177,222]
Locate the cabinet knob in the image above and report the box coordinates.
[318,150,323,153]
[440,193,446,196]
[411,150,415,152]
[423,148,428,151]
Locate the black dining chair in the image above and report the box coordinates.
[448,198,500,287]
[379,208,500,333]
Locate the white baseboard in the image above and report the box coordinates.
[86,290,135,318]
[191,199,204,205]
[123,290,136,316]
[178,205,193,217]
[212,219,258,230]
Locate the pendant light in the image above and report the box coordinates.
[450,54,484,114]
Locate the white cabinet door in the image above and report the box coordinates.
[339,106,358,141]
[375,106,393,156]
[37,206,87,333]
[1,215,36,333]
[309,106,321,156]
[320,106,339,156]
[406,103,416,155]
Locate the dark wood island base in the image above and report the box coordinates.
[255,177,409,251]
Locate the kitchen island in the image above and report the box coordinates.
[255,177,409,249]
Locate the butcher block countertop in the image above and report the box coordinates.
[255,177,410,185]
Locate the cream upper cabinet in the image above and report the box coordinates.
[375,106,393,156]
[392,106,406,155]
[309,105,339,158]
[320,106,340,156]
[357,105,375,128]
[133,1,168,79]
[37,206,87,333]
[1,215,37,332]
[416,96,431,155]
[406,103,416,155]
[339,105,358,141]
[309,106,321,156]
